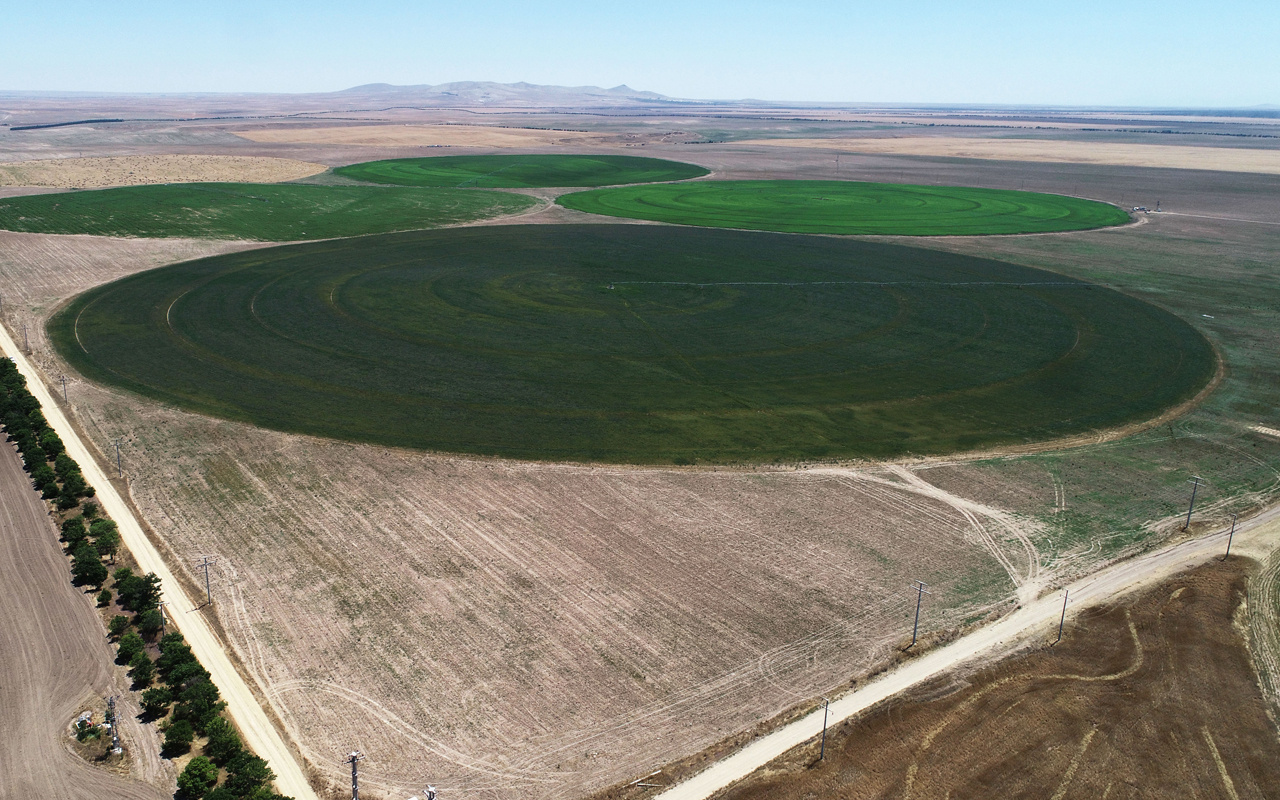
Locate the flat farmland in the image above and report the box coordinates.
[717,558,1280,800]
[335,154,709,188]
[0,155,327,188]
[63,379,1024,799]
[50,225,1213,463]
[557,181,1129,235]
[0,183,537,240]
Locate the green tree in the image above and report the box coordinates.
[71,541,107,587]
[224,751,275,796]
[82,500,101,519]
[89,518,117,539]
[203,716,243,766]
[176,679,225,733]
[96,588,112,607]
[30,462,55,489]
[167,661,211,690]
[54,452,78,479]
[61,516,87,547]
[119,572,162,613]
[116,630,145,664]
[176,755,219,800]
[107,614,130,638]
[22,444,48,470]
[156,636,196,681]
[161,719,195,757]
[129,650,154,689]
[137,607,164,639]
[95,527,120,562]
[39,430,64,457]
[140,686,172,719]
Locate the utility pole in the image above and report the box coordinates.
[346,751,363,800]
[22,322,28,353]
[107,696,122,753]
[819,697,831,761]
[1225,513,1238,559]
[195,556,217,606]
[835,154,840,176]
[59,375,68,404]
[113,439,122,477]
[1183,476,1202,531]
[158,601,168,636]
[1056,589,1069,644]
[908,580,930,649]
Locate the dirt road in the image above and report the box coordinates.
[655,507,1280,800]
[0,324,319,800]
[0,429,168,799]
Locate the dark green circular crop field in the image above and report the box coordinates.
[0,182,536,240]
[333,153,709,188]
[558,180,1130,235]
[50,224,1214,463]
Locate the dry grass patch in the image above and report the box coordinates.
[0,155,327,189]
[738,137,1280,175]
[236,124,604,148]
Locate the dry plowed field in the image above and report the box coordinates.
[716,558,1280,800]
[237,124,604,149]
[738,137,1280,175]
[0,155,327,188]
[0,428,170,799]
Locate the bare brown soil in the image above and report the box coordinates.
[0,436,170,799]
[736,137,1280,175]
[715,558,1280,800]
[236,124,604,148]
[0,155,326,188]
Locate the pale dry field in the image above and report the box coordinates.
[0,230,1043,800]
[237,124,605,149]
[0,155,327,188]
[736,137,1280,175]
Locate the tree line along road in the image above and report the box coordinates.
[0,324,319,800]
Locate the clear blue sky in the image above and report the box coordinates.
[4,0,1276,106]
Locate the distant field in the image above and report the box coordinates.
[0,155,327,188]
[51,224,1213,463]
[0,183,536,240]
[335,153,709,188]
[739,137,1280,175]
[558,180,1130,235]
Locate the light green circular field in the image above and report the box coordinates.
[558,180,1130,235]
[334,154,710,188]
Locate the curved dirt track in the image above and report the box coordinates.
[0,435,167,800]
[0,324,319,800]
[655,506,1280,800]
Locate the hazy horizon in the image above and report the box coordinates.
[6,1,1277,107]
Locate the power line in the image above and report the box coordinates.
[908,580,930,649]
[195,556,217,606]
[1183,476,1203,531]
[345,751,363,800]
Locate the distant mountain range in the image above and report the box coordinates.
[332,81,676,107]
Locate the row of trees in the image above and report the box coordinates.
[1,358,291,800]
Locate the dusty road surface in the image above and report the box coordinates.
[654,509,1280,800]
[717,557,1280,800]
[0,325,320,800]
[0,434,169,799]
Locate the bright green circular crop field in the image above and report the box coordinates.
[0,182,536,240]
[333,153,709,188]
[50,224,1213,464]
[557,180,1130,235]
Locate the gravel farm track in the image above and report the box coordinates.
[0,427,167,799]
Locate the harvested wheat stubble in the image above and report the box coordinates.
[739,137,1280,175]
[0,155,327,189]
[59,372,1023,800]
[237,124,604,148]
